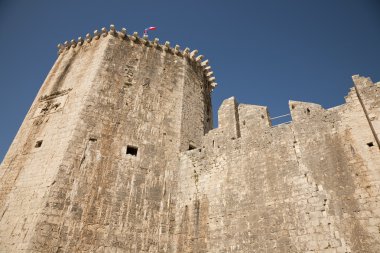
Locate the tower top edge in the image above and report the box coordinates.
[56,24,218,90]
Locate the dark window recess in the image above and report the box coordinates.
[126,145,138,156]
[188,144,196,150]
[35,140,43,148]
[367,142,374,147]
[89,138,97,142]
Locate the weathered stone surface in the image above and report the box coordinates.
[0,27,379,252]
[172,78,380,252]
[0,31,212,252]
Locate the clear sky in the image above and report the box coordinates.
[0,0,379,162]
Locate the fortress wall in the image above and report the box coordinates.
[290,82,380,253]
[173,77,380,252]
[0,38,108,251]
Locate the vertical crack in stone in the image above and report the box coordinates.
[289,125,301,170]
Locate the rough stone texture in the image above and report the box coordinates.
[0,28,380,253]
[0,33,212,252]
[172,76,380,253]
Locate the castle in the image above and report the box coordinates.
[0,25,379,253]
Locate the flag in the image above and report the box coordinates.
[144,26,157,36]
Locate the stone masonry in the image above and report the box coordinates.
[0,25,379,252]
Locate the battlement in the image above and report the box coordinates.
[195,75,380,152]
[57,24,218,91]
[203,97,325,141]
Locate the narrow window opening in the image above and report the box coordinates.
[35,140,43,148]
[367,142,374,147]
[89,138,97,142]
[126,145,138,156]
[188,144,196,150]
[306,108,310,115]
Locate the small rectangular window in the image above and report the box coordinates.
[188,144,196,150]
[35,140,43,148]
[126,145,138,156]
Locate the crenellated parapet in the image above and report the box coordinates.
[56,24,218,91]
[200,98,333,150]
[193,75,380,153]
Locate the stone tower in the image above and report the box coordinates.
[0,25,215,252]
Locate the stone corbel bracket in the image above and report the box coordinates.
[57,24,217,91]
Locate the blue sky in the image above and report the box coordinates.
[0,0,379,161]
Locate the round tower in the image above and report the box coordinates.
[0,25,216,252]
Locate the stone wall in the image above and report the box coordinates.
[172,76,380,253]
